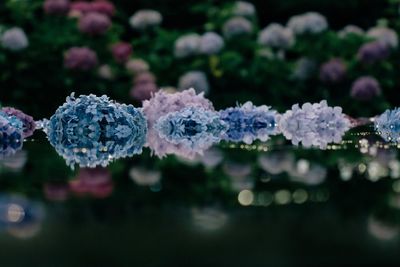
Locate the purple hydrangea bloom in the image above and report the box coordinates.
[1,107,36,138]
[155,107,226,157]
[142,89,214,158]
[279,100,350,148]
[174,34,201,58]
[287,12,328,35]
[219,102,280,144]
[178,71,209,94]
[222,17,253,39]
[43,0,70,15]
[64,47,98,71]
[0,112,24,157]
[130,83,158,101]
[319,58,347,83]
[200,32,224,55]
[78,12,111,35]
[351,76,381,101]
[1,27,29,51]
[357,41,390,64]
[111,42,132,63]
[258,23,295,49]
[129,9,162,30]
[375,108,400,143]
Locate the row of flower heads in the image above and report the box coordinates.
[0,1,396,101]
[1,88,399,168]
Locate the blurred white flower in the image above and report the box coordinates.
[97,64,114,80]
[258,23,295,49]
[287,12,328,35]
[178,71,209,94]
[367,26,398,48]
[232,1,256,17]
[200,32,224,55]
[1,27,29,51]
[258,152,295,175]
[129,167,161,186]
[129,9,162,30]
[222,16,253,39]
[174,33,201,58]
[338,25,364,38]
[125,58,150,74]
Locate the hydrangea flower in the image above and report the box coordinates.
[222,17,253,39]
[375,108,400,143]
[69,167,113,198]
[125,59,149,74]
[292,57,317,80]
[129,9,162,30]
[219,102,280,144]
[90,0,115,17]
[142,88,214,158]
[130,83,158,101]
[97,64,114,80]
[338,25,364,38]
[64,47,98,71]
[287,12,328,35]
[279,100,350,148]
[174,33,201,58]
[155,107,226,156]
[367,26,398,49]
[357,41,390,64]
[111,42,132,63]
[43,0,70,15]
[200,32,224,55]
[351,76,381,101]
[78,12,111,35]
[178,71,209,94]
[232,1,255,17]
[44,94,147,168]
[0,112,24,157]
[1,27,29,51]
[129,167,161,186]
[1,107,36,138]
[319,58,347,83]
[258,23,295,49]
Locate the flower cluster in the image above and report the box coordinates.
[0,111,24,157]
[351,76,381,101]
[111,42,132,63]
[43,0,70,15]
[69,0,115,17]
[175,32,225,58]
[200,32,225,55]
[45,94,147,168]
[64,47,98,71]
[69,167,113,198]
[357,41,390,64]
[279,101,350,148]
[232,1,256,17]
[130,72,158,101]
[1,107,36,138]
[375,108,400,143]
[258,23,295,50]
[319,58,347,83]
[178,71,209,94]
[287,12,328,35]
[78,11,111,35]
[142,88,214,158]
[219,102,280,144]
[155,107,226,157]
[0,27,29,51]
[367,26,398,49]
[129,10,162,30]
[222,16,253,39]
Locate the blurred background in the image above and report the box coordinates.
[1,0,400,266]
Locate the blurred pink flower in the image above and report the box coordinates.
[111,42,132,63]
[130,82,158,101]
[69,167,113,199]
[78,12,111,35]
[43,0,70,15]
[64,47,98,71]
[90,0,115,17]
[134,71,156,84]
[70,1,91,17]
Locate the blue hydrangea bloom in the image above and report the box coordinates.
[279,100,350,148]
[44,94,147,168]
[0,111,24,157]
[375,108,400,142]
[219,102,279,144]
[155,107,226,155]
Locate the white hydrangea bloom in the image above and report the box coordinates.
[129,9,162,30]
[258,23,295,49]
[174,33,201,58]
[367,26,398,48]
[287,12,328,35]
[1,27,29,51]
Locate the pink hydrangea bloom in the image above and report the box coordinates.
[1,107,36,138]
[142,88,214,158]
[90,1,115,17]
[69,167,113,199]
[130,82,158,101]
[70,1,91,16]
[78,12,111,35]
[43,0,70,15]
[111,42,132,63]
[64,47,98,71]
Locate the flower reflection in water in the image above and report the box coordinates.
[129,167,161,187]
[0,194,45,239]
[69,167,113,198]
[0,150,27,172]
[191,207,228,231]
